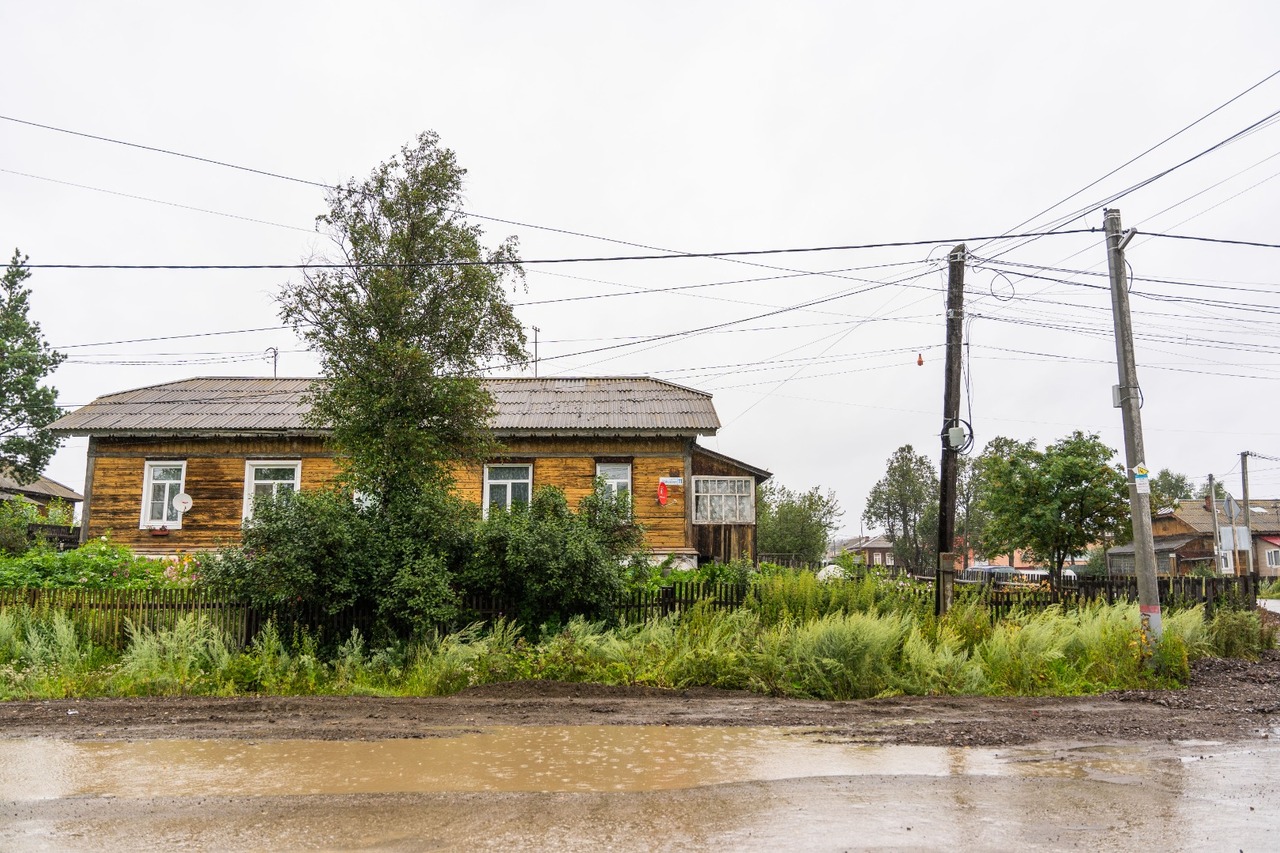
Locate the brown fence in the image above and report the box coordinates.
[0,587,255,648]
[0,575,1257,650]
[972,575,1258,621]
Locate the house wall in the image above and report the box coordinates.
[86,434,701,558]
[451,436,693,555]
[690,448,763,564]
[85,436,340,554]
[1151,516,1201,537]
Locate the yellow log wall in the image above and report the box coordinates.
[86,436,340,553]
[87,434,695,554]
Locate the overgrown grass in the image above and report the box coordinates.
[3,590,1270,702]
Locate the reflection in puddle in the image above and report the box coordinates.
[1,727,1005,799]
[0,726,1253,800]
[3,731,1278,851]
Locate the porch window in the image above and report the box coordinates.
[1267,549,1280,568]
[141,461,186,528]
[691,476,754,524]
[485,464,532,515]
[596,462,631,500]
[243,461,301,518]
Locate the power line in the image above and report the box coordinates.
[973,67,1280,256]
[0,168,314,233]
[1142,231,1280,250]
[980,103,1280,263]
[55,325,296,350]
[22,229,1096,271]
[0,114,332,189]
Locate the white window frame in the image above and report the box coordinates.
[484,463,533,516]
[691,476,755,524]
[242,460,302,519]
[140,460,187,529]
[885,552,895,567]
[595,462,632,500]
[1267,548,1280,568]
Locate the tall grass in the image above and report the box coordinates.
[0,582,1270,701]
[0,607,108,698]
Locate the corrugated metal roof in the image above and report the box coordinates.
[0,471,84,502]
[1162,501,1280,535]
[50,376,720,436]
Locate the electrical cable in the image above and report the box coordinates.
[0,168,314,233]
[969,67,1280,256]
[21,229,1097,271]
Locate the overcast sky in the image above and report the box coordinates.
[5,2,1280,538]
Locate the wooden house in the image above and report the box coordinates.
[1104,496,1280,577]
[0,470,83,514]
[50,376,770,565]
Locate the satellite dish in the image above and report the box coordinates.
[172,493,193,514]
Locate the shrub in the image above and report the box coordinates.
[457,484,642,631]
[114,615,232,695]
[0,500,38,556]
[0,538,179,589]
[1207,609,1269,660]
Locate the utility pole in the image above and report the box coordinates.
[265,347,279,379]
[1104,209,1162,640]
[1241,451,1255,577]
[935,244,965,616]
[1209,474,1225,573]
[532,326,540,378]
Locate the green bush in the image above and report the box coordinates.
[0,500,38,556]
[457,484,643,631]
[0,538,182,589]
[1207,609,1270,660]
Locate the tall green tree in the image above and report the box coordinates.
[1149,468,1193,515]
[756,482,843,565]
[864,445,938,570]
[279,132,527,510]
[977,431,1128,580]
[955,454,990,568]
[0,250,64,483]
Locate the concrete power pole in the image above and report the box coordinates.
[935,244,966,617]
[1241,451,1255,576]
[1208,474,1224,573]
[1103,209,1163,641]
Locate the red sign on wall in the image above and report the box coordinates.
[657,482,669,506]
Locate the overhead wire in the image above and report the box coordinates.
[21,229,1098,271]
[969,67,1280,258]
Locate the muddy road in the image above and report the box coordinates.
[2,652,1278,851]
[1,650,1277,747]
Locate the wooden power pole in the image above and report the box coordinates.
[1104,209,1162,640]
[935,244,965,616]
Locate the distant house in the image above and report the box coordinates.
[841,534,897,568]
[50,376,771,566]
[1107,496,1280,577]
[0,470,83,515]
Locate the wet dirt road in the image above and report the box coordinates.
[2,727,1277,851]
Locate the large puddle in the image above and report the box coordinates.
[3,728,1278,850]
[0,726,1227,798]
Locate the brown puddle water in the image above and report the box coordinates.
[2,729,1278,851]
[1,727,1013,798]
[0,727,1270,799]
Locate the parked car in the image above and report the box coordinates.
[957,565,1016,584]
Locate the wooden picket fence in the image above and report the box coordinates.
[0,587,255,648]
[973,575,1258,622]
